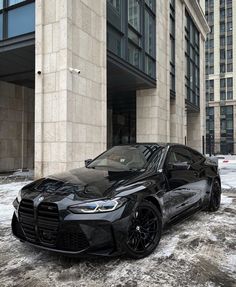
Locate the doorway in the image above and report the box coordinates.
[107,91,136,148]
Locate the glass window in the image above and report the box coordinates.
[227,63,233,72]
[185,11,200,107]
[220,9,225,18]
[8,2,35,38]
[88,145,162,171]
[227,35,232,45]
[220,49,225,59]
[227,91,233,100]
[145,10,154,56]
[128,28,140,46]
[221,91,226,100]
[128,0,140,32]
[208,12,213,22]
[0,0,3,10]
[145,0,155,11]
[227,8,232,17]
[210,80,214,88]
[226,119,233,129]
[128,43,140,68]
[145,56,155,78]
[107,30,122,57]
[220,78,226,88]
[220,64,226,73]
[227,49,232,59]
[108,0,120,13]
[220,36,225,46]
[209,52,214,64]
[210,93,214,101]
[227,77,233,87]
[8,0,25,6]
[220,23,225,33]
[227,22,232,32]
[168,147,192,165]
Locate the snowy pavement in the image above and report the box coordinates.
[0,169,236,287]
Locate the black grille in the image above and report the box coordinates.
[18,200,89,252]
[57,227,89,251]
[38,202,59,245]
[18,199,36,242]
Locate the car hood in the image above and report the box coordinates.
[22,167,142,202]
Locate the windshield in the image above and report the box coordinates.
[88,145,161,171]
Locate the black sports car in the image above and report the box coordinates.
[12,144,221,259]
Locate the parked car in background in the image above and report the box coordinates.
[12,144,221,259]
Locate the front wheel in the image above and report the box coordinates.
[207,179,221,212]
[123,201,162,259]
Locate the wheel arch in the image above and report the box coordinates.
[143,196,163,217]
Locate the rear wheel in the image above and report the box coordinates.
[207,179,221,212]
[124,201,162,259]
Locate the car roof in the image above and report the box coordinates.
[116,143,186,148]
[117,142,188,148]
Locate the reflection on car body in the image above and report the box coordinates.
[12,143,221,259]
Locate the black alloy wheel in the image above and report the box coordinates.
[208,179,221,212]
[124,201,162,259]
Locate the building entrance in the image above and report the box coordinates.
[107,91,136,148]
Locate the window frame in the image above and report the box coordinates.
[0,0,35,41]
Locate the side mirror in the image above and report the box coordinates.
[168,162,190,171]
[85,159,93,167]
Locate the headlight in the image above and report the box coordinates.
[68,197,127,214]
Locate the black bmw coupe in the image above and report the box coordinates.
[12,144,221,259]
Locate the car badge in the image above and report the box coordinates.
[38,196,44,202]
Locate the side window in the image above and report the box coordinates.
[167,147,192,165]
[188,148,205,164]
[174,147,192,163]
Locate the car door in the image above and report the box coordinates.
[163,146,201,220]
[186,147,209,205]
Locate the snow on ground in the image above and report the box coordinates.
[0,168,236,287]
[219,164,236,190]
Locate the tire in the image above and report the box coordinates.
[207,179,221,212]
[123,201,162,259]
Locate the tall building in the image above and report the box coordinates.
[0,0,209,177]
[205,0,236,154]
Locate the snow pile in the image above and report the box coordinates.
[0,181,31,225]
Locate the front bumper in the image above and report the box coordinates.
[12,199,133,257]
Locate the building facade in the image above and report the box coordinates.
[0,0,209,177]
[205,0,236,154]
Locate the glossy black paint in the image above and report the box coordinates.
[12,144,220,257]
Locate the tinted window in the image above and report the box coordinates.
[88,145,161,171]
[8,0,26,6]
[167,147,192,164]
[188,148,205,163]
[8,2,35,38]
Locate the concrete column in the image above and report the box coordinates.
[170,0,186,144]
[35,0,106,177]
